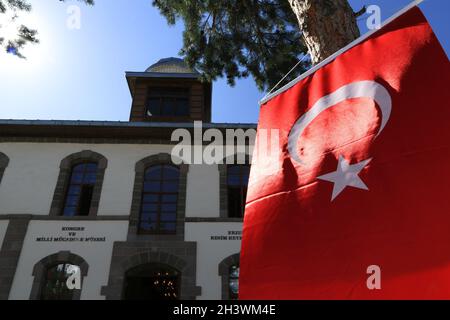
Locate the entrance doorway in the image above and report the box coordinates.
[122,263,180,300]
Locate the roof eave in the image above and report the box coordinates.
[125,72,201,97]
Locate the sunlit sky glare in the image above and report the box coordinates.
[0,0,448,123]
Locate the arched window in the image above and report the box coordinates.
[40,263,80,300]
[50,150,107,217]
[226,165,250,218]
[229,265,239,300]
[219,253,240,300]
[62,163,98,216]
[30,251,88,300]
[139,165,180,234]
[0,152,9,185]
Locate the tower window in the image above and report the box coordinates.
[227,165,250,218]
[147,87,190,117]
[62,163,98,216]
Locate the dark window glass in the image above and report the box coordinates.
[163,99,176,115]
[147,97,161,116]
[229,265,239,300]
[146,88,190,117]
[40,263,80,300]
[162,194,177,203]
[62,163,97,216]
[79,185,94,215]
[227,165,250,218]
[143,194,159,203]
[139,165,180,234]
[175,98,189,116]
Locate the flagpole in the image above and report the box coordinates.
[260,0,425,105]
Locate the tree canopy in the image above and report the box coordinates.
[2,0,360,92]
[153,0,310,91]
[0,0,93,58]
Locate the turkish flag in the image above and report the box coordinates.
[240,7,450,299]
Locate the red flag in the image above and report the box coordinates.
[240,7,450,299]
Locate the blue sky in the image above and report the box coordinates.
[0,0,448,123]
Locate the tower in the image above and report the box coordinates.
[126,57,212,123]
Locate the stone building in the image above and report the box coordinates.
[0,58,255,300]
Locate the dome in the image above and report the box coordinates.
[145,57,198,74]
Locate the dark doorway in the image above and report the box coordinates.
[122,263,180,300]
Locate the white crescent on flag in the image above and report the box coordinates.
[287,80,392,165]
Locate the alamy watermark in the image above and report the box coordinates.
[366,265,382,290]
[66,266,81,290]
[170,121,281,169]
[366,5,382,30]
[66,5,81,30]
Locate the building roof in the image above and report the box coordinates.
[0,119,255,128]
[125,57,201,96]
[0,119,256,142]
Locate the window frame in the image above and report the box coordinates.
[228,264,240,300]
[218,158,250,219]
[218,253,240,300]
[30,251,89,300]
[129,153,188,240]
[146,87,191,118]
[226,164,250,218]
[40,262,81,300]
[49,150,107,217]
[138,164,180,235]
[61,162,98,217]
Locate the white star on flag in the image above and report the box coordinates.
[317,155,372,201]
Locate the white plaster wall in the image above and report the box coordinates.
[185,164,220,218]
[0,143,220,217]
[0,220,9,248]
[8,220,128,300]
[0,143,61,215]
[185,222,242,300]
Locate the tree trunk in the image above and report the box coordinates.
[288,0,360,65]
